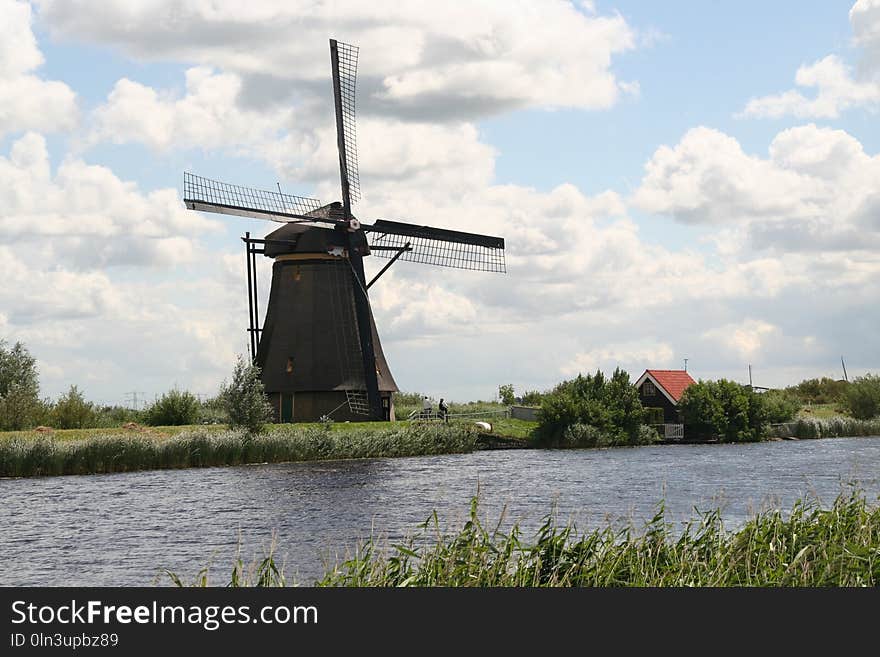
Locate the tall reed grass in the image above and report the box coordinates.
[0,424,477,478]
[768,417,880,439]
[319,491,880,586]
[167,491,880,587]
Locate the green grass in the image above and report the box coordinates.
[476,417,538,440]
[0,424,479,478]
[796,403,849,420]
[168,491,880,587]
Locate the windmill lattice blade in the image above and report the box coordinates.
[367,219,506,273]
[183,172,323,222]
[333,40,361,205]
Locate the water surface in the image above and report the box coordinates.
[2,437,878,585]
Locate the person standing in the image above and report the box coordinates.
[438,398,449,423]
[422,395,432,419]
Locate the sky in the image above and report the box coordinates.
[1,0,878,406]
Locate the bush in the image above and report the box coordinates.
[519,390,544,406]
[537,368,645,445]
[761,389,800,424]
[144,389,201,426]
[842,374,880,420]
[560,423,606,447]
[392,391,426,407]
[93,405,143,428]
[558,422,659,448]
[219,356,273,433]
[51,385,98,429]
[679,379,766,442]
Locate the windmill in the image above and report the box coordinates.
[182,39,506,422]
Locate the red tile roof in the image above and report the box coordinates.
[645,369,697,402]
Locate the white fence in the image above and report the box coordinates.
[651,423,684,441]
[407,408,510,422]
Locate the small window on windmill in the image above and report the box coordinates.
[643,381,656,397]
[286,357,294,374]
[293,266,301,282]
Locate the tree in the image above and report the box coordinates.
[537,368,646,445]
[842,374,880,420]
[219,356,273,433]
[785,377,848,404]
[679,379,766,442]
[51,385,97,429]
[498,384,515,406]
[0,340,42,430]
[144,389,201,426]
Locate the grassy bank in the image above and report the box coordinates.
[0,424,478,478]
[0,419,477,443]
[171,491,880,587]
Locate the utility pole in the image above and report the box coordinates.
[125,391,146,411]
[749,364,753,388]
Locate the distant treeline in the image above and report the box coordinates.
[3,337,878,439]
[494,371,880,445]
[0,341,270,432]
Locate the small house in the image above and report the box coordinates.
[635,369,696,424]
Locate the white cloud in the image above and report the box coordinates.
[87,67,289,152]
[0,132,221,271]
[37,0,636,123]
[740,2,880,119]
[851,0,880,71]
[69,1,637,197]
[632,124,880,255]
[740,56,880,119]
[702,319,779,360]
[0,245,118,324]
[0,0,77,137]
[560,342,675,377]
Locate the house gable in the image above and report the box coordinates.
[635,369,696,405]
[635,371,678,406]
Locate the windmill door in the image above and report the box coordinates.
[281,393,294,423]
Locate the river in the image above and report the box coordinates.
[2,436,879,586]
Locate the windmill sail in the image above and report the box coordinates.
[330,39,361,208]
[183,172,324,223]
[366,219,506,273]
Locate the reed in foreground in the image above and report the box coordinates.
[168,491,880,587]
[0,424,477,478]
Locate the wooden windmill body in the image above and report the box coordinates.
[256,221,398,421]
